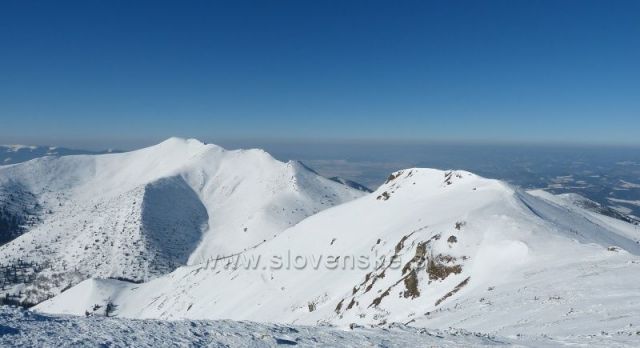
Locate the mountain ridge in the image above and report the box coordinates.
[2,139,639,341]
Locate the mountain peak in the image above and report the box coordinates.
[375,168,488,195]
[0,141,366,305]
[156,137,222,150]
[158,136,199,145]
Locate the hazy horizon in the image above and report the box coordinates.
[4,135,640,153]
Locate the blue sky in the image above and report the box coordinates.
[1,0,639,148]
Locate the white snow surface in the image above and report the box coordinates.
[0,138,363,303]
[6,306,618,348]
[35,168,640,346]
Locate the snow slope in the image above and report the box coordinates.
[0,138,363,304]
[36,169,640,343]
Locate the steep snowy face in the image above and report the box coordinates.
[37,168,640,337]
[0,138,364,304]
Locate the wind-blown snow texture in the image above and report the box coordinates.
[4,307,638,347]
[0,138,363,304]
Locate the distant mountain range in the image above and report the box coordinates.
[0,145,117,165]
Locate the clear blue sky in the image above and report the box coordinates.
[1,0,639,148]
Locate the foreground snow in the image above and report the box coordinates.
[2,307,638,347]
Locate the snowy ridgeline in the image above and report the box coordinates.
[2,307,638,348]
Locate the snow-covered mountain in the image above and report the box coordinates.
[36,168,640,340]
[0,138,364,304]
